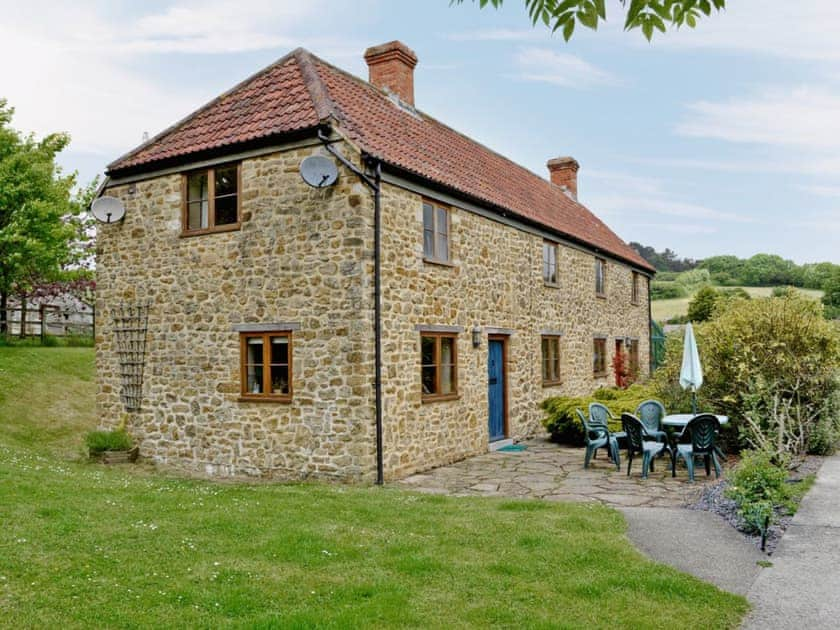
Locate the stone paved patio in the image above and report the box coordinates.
[398,438,724,508]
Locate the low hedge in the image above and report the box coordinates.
[651,281,687,300]
[85,429,133,454]
[541,384,658,445]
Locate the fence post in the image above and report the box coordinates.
[40,304,46,344]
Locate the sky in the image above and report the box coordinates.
[1,0,838,263]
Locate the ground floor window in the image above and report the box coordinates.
[421,333,458,401]
[628,338,640,376]
[240,331,292,401]
[593,337,607,377]
[541,335,562,386]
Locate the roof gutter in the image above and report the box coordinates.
[318,127,385,486]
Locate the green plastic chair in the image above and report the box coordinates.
[621,412,670,479]
[634,399,668,443]
[588,403,627,444]
[576,408,619,470]
[672,414,721,482]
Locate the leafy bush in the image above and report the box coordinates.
[687,285,721,322]
[651,281,687,300]
[674,268,711,291]
[541,383,657,445]
[655,271,679,281]
[85,429,133,454]
[725,450,789,533]
[653,294,840,457]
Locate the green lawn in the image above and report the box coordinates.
[0,348,748,628]
[652,286,824,322]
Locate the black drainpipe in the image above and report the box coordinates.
[318,128,384,485]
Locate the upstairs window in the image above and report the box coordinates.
[631,272,641,304]
[543,241,558,285]
[240,331,292,401]
[595,257,606,296]
[541,335,562,386]
[421,333,458,401]
[183,163,240,235]
[593,337,607,377]
[423,200,450,263]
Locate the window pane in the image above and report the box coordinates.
[247,366,264,393]
[215,166,237,197]
[188,201,208,230]
[187,172,208,203]
[421,336,435,365]
[437,233,449,261]
[247,338,264,364]
[436,207,447,236]
[440,337,454,365]
[423,203,434,231]
[270,365,289,394]
[422,366,437,395]
[215,195,237,226]
[246,338,264,395]
[423,229,434,258]
[270,336,288,364]
[440,364,454,395]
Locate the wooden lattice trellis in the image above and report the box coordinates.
[113,301,151,411]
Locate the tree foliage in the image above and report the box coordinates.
[453,0,725,41]
[629,242,697,272]
[0,98,84,333]
[686,285,718,322]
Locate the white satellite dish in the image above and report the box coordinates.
[299,155,339,188]
[90,196,126,224]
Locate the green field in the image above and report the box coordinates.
[0,348,748,628]
[652,286,824,322]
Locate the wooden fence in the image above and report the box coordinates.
[2,306,94,340]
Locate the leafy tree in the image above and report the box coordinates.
[687,284,719,322]
[0,98,79,334]
[453,0,725,41]
[699,254,744,279]
[629,241,696,272]
[740,253,800,286]
[823,271,840,320]
[802,262,839,290]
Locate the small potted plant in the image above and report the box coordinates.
[86,427,139,464]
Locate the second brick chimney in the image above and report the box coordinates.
[364,41,418,106]
[547,157,580,199]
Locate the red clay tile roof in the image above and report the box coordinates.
[108,49,653,272]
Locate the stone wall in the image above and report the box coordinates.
[96,142,378,481]
[378,183,650,480]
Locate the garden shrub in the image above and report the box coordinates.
[674,268,711,291]
[653,293,840,457]
[541,383,657,445]
[687,285,720,322]
[85,429,133,453]
[725,450,789,533]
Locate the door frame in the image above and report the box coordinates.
[488,334,510,441]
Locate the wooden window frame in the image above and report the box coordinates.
[628,338,640,376]
[420,332,459,402]
[541,335,562,386]
[422,199,452,265]
[595,257,607,298]
[593,337,608,377]
[181,162,242,236]
[238,331,292,403]
[631,271,641,305]
[543,241,559,287]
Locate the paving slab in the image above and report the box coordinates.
[621,507,764,596]
[743,455,840,629]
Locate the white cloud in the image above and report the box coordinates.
[677,86,840,150]
[514,47,616,87]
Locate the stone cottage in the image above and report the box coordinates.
[97,41,655,482]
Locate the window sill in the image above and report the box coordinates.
[237,395,292,404]
[180,223,241,238]
[543,282,561,289]
[593,372,608,379]
[596,293,607,299]
[542,380,563,388]
[423,257,456,268]
[421,393,461,404]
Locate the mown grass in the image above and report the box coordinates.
[652,286,824,322]
[0,348,749,628]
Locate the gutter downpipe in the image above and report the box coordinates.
[318,128,385,485]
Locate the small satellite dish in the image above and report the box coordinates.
[90,196,126,224]
[300,155,339,188]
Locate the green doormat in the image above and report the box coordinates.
[497,444,527,452]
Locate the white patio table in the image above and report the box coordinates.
[662,414,728,428]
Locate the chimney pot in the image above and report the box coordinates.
[547,156,580,199]
[364,40,418,106]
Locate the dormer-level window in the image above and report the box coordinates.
[182,163,241,235]
[595,257,606,297]
[423,199,450,263]
[631,272,641,304]
[543,241,558,286]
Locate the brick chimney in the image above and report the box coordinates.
[547,157,580,199]
[364,41,418,106]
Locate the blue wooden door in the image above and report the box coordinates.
[488,339,505,442]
